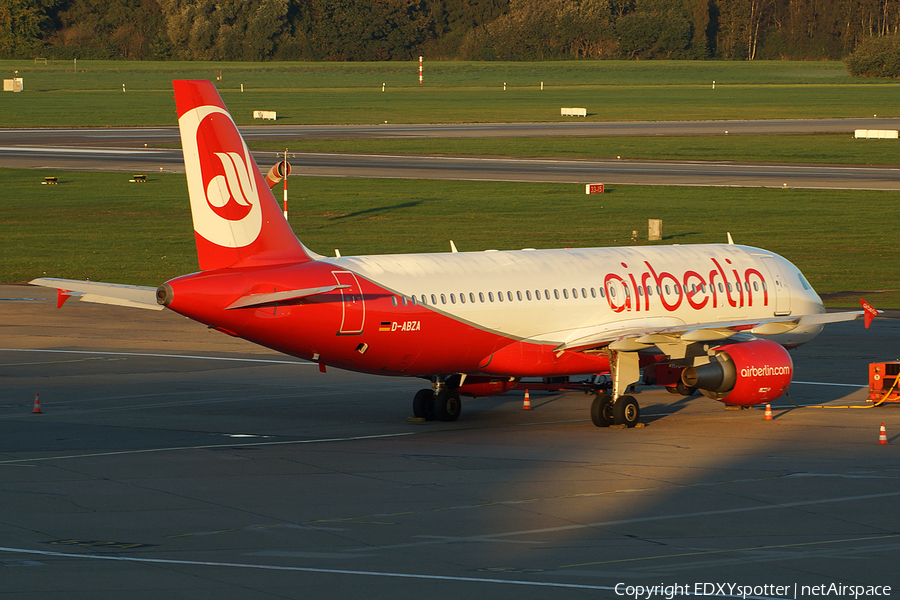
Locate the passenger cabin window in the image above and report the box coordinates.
[431,294,437,305]
[391,296,397,306]
[563,289,569,299]
[498,292,504,302]
[489,292,494,302]
[441,294,447,304]
[590,288,596,298]
[450,294,456,304]
[507,291,513,301]
[470,292,476,303]
[459,293,465,304]
[526,290,532,300]
[479,292,485,302]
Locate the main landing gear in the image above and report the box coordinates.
[591,349,642,428]
[591,394,640,428]
[412,380,461,422]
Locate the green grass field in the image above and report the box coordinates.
[2,59,899,126]
[3,168,896,308]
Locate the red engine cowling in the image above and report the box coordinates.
[681,339,793,406]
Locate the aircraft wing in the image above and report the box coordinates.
[30,278,163,311]
[555,309,868,354]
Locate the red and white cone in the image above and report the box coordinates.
[879,422,889,445]
[763,404,773,421]
[522,390,531,410]
[32,393,42,414]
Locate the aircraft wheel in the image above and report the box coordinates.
[413,389,436,421]
[665,385,681,395]
[434,389,461,422]
[591,393,614,427]
[675,381,697,396]
[613,395,640,428]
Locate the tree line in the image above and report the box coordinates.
[3,0,900,63]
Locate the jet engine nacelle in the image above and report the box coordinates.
[681,339,793,406]
[264,160,292,189]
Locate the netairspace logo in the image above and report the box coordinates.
[614,583,893,600]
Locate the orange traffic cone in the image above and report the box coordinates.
[522,389,531,410]
[763,404,773,420]
[32,393,42,414]
[879,422,889,445]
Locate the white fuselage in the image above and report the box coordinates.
[327,243,826,349]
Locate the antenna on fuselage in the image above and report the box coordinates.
[726,232,735,245]
[450,240,458,253]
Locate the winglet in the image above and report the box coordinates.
[56,289,76,308]
[860,298,880,329]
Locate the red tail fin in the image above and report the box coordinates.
[174,80,311,271]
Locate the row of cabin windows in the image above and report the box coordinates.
[389,280,767,307]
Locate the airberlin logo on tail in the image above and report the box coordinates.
[179,105,263,248]
[206,151,255,220]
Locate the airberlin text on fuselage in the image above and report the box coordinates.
[605,257,768,314]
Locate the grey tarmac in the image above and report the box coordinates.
[1,285,899,599]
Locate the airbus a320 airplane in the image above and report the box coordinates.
[32,80,879,428]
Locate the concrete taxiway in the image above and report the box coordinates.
[5,120,900,190]
[1,284,899,599]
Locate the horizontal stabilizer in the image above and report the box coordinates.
[225,285,350,310]
[30,278,163,311]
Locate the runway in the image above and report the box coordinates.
[4,146,900,191]
[4,118,900,145]
[2,285,899,598]
[4,119,900,189]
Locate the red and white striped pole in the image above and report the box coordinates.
[419,56,423,84]
[283,148,288,220]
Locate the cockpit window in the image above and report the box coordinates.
[798,273,811,290]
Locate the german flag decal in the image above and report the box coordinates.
[379,321,392,332]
